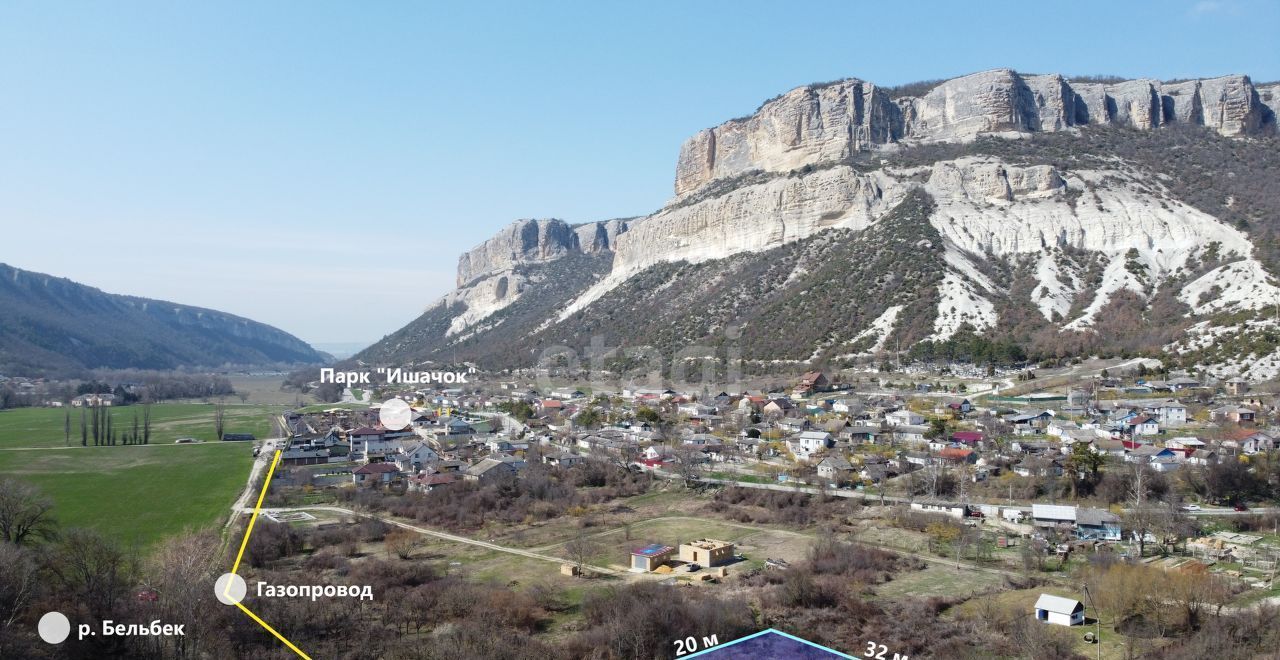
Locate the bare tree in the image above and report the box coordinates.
[385,529,419,560]
[47,528,138,619]
[0,543,39,656]
[563,527,598,576]
[0,479,57,546]
[1123,463,1157,558]
[670,444,705,485]
[214,404,226,442]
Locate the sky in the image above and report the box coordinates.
[2,1,1277,348]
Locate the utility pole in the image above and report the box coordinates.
[1081,583,1101,660]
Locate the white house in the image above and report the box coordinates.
[1147,401,1187,426]
[886,410,925,427]
[1034,594,1084,626]
[787,431,832,460]
[396,441,440,471]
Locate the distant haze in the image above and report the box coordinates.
[312,342,374,360]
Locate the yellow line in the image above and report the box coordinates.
[236,602,312,660]
[230,449,281,577]
[223,449,310,659]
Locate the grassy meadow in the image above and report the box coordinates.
[0,442,254,547]
[0,402,275,548]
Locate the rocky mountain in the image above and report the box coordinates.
[362,68,1280,379]
[0,263,327,375]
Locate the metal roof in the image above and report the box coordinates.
[631,544,674,557]
[1035,594,1082,615]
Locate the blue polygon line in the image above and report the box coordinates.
[681,628,857,659]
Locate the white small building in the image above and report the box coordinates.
[787,431,832,460]
[1034,594,1084,626]
[885,410,925,427]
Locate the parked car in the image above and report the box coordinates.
[1181,504,1201,511]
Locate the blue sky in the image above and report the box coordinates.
[2,0,1277,346]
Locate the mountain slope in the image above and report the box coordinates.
[0,264,326,375]
[365,68,1280,378]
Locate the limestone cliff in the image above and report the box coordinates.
[368,67,1280,377]
[674,69,1276,198]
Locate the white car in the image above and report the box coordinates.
[1181,504,1201,512]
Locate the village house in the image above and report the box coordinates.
[787,430,832,460]
[762,398,796,418]
[397,440,440,468]
[1224,377,1250,395]
[1013,458,1063,478]
[815,454,854,483]
[463,455,525,482]
[542,449,584,468]
[844,424,880,444]
[794,371,830,395]
[885,409,925,427]
[938,446,977,465]
[949,430,984,447]
[352,462,401,487]
[406,471,457,493]
[1211,406,1257,425]
[1006,410,1053,431]
[678,539,735,567]
[892,424,929,445]
[1124,414,1161,437]
[1146,401,1188,426]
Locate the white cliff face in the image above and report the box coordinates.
[555,155,1280,342]
[673,69,1276,200]
[442,217,633,336]
[561,166,909,320]
[922,156,1280,329]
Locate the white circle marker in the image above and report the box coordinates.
[214,573,248,605]
[379,398,412,431]
[38,611,70,644]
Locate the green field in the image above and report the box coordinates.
[0,443,253,547]
[0,402,285,449]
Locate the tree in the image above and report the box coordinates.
[563,528,597,576]
[237,391,250,404]
[670,444,705,485]
[385,529,419,560]
[1123,463,1158,558]
[576,406,601,429]
[1063,443,1104,499]
[63,409,70,447]
[48,528,138,619]
[143,404,151,445]
[214,404,226,442]
[0,479,57,546]
[1204,458,1264,505]
[635,407,661,424]
[0,543,39,657]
